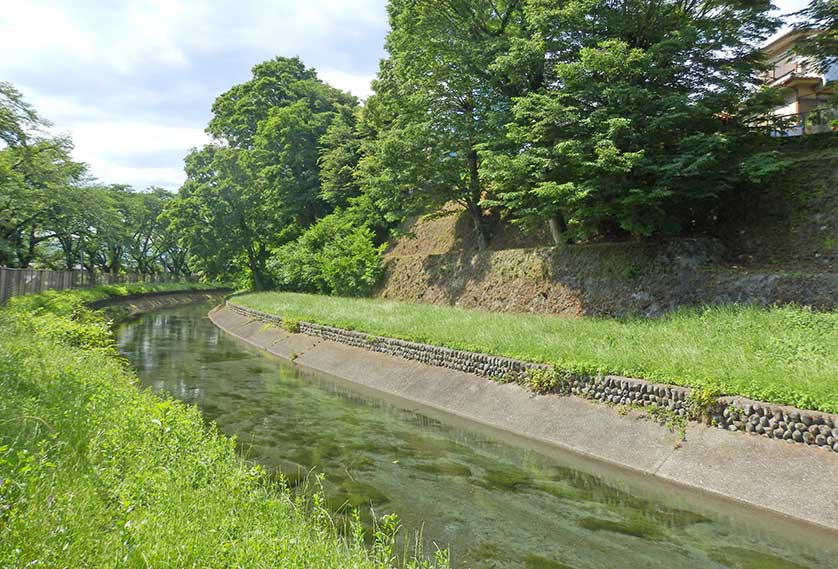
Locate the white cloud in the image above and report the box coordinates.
[86,161,189,190]
[0,2,192,76]
[69,122,209,159]
[1,0,387,76]
[318,69,375,100]
[66,121,209,189]
[0,1,388,190]
[21,87,209,189]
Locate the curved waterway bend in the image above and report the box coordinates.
[117,302,838,569]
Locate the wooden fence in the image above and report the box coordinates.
[0,268,189,303]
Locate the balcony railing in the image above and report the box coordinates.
[772,107,838,137]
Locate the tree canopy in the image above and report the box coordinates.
[167,57,359,289]
[486,0,783,241]
[4,0,822,291]
[1,83,188,275]
[795,0,838,71]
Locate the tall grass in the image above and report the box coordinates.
[237,292,838,414]
[0,285,447,568]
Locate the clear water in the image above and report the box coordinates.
[117,302,838,569]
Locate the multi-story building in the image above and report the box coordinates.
[762,30,837,135]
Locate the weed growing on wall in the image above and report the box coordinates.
[282,318,301,333]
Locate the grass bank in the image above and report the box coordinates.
[0,285,446,568]
[5,281,224,310]
[235,292,838,414]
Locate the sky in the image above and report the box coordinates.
[0,0,808,192]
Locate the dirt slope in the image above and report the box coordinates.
[377,134,837,317]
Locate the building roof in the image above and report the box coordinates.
[761,30,818,56]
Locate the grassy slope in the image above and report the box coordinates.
[236,292,838,414]
[0,285,445,568]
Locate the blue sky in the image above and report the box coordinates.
[0,0,807,192]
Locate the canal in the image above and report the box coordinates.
[116,301,837,569]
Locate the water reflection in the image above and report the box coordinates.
[117,303,836,569]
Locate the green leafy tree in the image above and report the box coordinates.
[318,106,363,208]
[165,146,275,288]
[1,139,88,267]
[488,0,782,241]
[81,186,134,274]
[124,187,175,274]
[358,0,526,250]
[1,83,190,276]
[169,57,358,287]
[0,81,44,147]
[48,185,113,271]
[1,83,89,267]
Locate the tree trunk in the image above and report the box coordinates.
[16,229,36,267]
[548,213,569,247]
[247,243,268,291]
[467,202,489,251]
[60,238,75,270]
[466,148,490,251]
[251,267,265,291]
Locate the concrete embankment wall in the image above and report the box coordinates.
[88,288,231,315]
[210,302,838,532]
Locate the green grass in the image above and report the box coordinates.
[0,285,446,568]
[236,292,838,414]
[4,281,227,313]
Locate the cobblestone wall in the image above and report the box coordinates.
[228,302,838,453]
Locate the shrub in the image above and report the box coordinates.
[321,226,386,297]
[282,317,301,333]
[522,367,573,394]
[270,212,385,297]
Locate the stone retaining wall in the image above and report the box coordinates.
[228,301,838,453]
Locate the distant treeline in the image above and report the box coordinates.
[0,83,189,276]
[3,1,835,291]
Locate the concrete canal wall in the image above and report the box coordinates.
[87,288,231,314]
[210,301,838,532]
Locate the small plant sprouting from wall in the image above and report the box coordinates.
[643,405,688,440]
[521,367,572,394]
[282,318,301,333]
[685,387,721,423]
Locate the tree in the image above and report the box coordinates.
[2,83,190,276]
[318,106,363,208]
[208,57,319,148]
[165,146,271,288]
[1,138,88,267]
[358,0,527,250]
[269,211,385,296]
[125,187,175,274]
[489,0,782,241]
[0,82,44,147]
[170,57,358,287]
[1,83,93,268]
[795,0,838,71]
